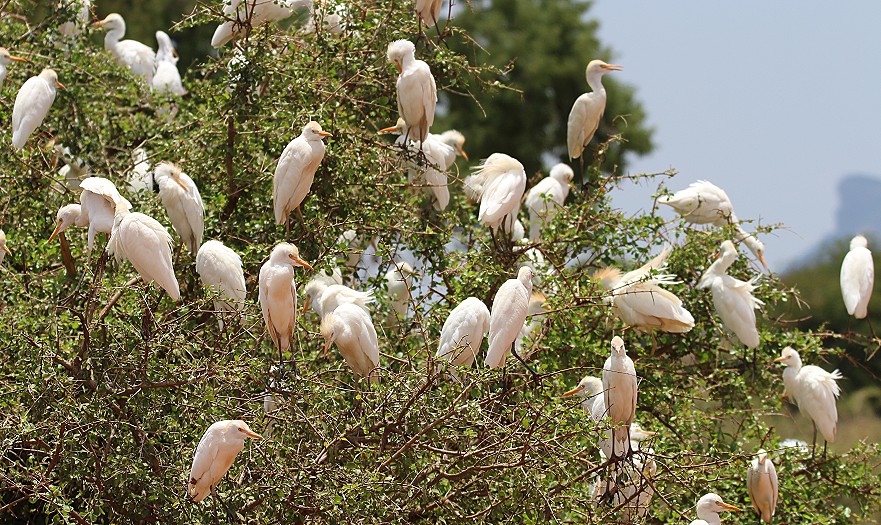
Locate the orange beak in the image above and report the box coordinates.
[394,62,402,74]
[601,63,623,71]
[758,252,769,271]
[173,49,179,58]
[6,54,27,63]
[289,254,314,271]
[56,80,66,90]
[242,428,263,439]
[456,145,468,161]
[90,19,106,28]
[1,243,10,256]
[773,356,786,363]
[48,220,64,243]
[719,502,741,512]
[172,174,188,191]
[318,130,332,138]
[562,385,583,397]
[378,125,399,134]
[301,295,312,315]
[323,338,333,354]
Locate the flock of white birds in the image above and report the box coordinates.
[2,0,871,521]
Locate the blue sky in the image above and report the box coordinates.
[590,1,881,270]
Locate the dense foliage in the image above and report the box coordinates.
[0,0,879,523]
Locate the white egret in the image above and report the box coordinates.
[594,246,695,333]
[0,230,10,264]
[92,14,156,85]
[436,129,468,166]
[387,39,436,142]
[321,303,381,380]
[567,60,622,160]
[436,297,490,367]
[127,147,153,192]
[196,240,247,325]
[77,177,132,252]
[336,230,373,278]
[308,283,373,319]
[48,203,88,244]
[525,163,574,240]
[303,0,345,35]
[485,266,534,369]
[0,48,27,90]
[602,335,637,458]
[51,143,87,192]
[515,291,546,353]
[697,240,763,348]
[108,206,180,301]
[464,153,527,234]
[258,243,313,357]
[386,261,414,324]
[188,420,262,503]
[840,235,873,319]
[57,0,91,38]
[153,31,186,96]
[414,0,443,27]
[747,449,778,524]
[153,162,204,255]
[12,68,63,150]
[563,375,613,457]
[659,181,768,269]
[613,450,657,522]
[774,346,842,448]
[301,267,345,316]
[689,493,741,525]
[211,0,307,48]
[380,118,452,211]
[273,121,331,230]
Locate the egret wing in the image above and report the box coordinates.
[566,92,603,159]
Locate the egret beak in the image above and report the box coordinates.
[90,20,106,28]
[323,338,333,354]
[172,174,188,191]
[562,385,583,397]
[601,63,624,71]
[456,145,469,161]
[378,125,399,134]
[719,502,741,512]
[1,243,10,256]
[637,430,658,437]
[758,252,769,271]
[173,49,179,58]
[242,428,263,439]
[317,130,333,138]
[55,80,66,90]
[6,54,27,63]
[289,254,314,271]
[394,61,402,74]
[773,356,786,363]
[302,295,312,315]
[48,220,64,243]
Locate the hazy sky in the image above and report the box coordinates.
[589,1,881,270]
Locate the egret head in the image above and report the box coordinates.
[438,130,468,160]
[39,68,65,90]
[230,420,263,440]
[755,448,769,465]
[549,163,575,184]
[271,243,314,271]
[153,161,189,191]
[320,313,340,353]
[741,235,768,270]
[516,265,534,285]
[91,13,125,31]
[610,335,626,356]
[696,493,741,516]
[586,59,623,77]
[851,234,868,250]
[386,39,415,73]
[155,31,178,62]
[378,118,407,135]
[49,203,82,242]
[773,346,801,367]
[302,121,332,141]
[0,229,9,258]
[562,375,603,399]
[0,47,27,65]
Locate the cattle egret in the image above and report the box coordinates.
[153,31,186,95]
[594,246,695,333]
[659,181,768,269]
[774,346,842,448]
[12,69,63,150]
[563,375,613,457]
[602,336,637,458]
[380,118,451,210]
[567,60,622,160]
[689,493,741,525]
[415,0,443,27]
[0,48,26,90]
[154,162,204,255]
[515,291,546,353]
[273,121,331,230]
[464,153,527,234]
[188,420,262,503]
[258,243,313,357]
[57,0,91,38]
[386,261,414,324]
[436,297,490,366]
[436,129,468,165]
[92,14,156,85]
[336,230,372,278]
[77,177,132,252]
[302,267,345,316]
[48,203,88,245]
[127,147,153,192]
[51,143,88,192]
[196,240,247,325]
[0,230,10,264]
[613,451,657,522]
[698,240,763,348]
[525,163,573,240]
[387,39,436,142]
[108,207,180,301]
[211,0,307,48]
[321,303,381,379]
[840,235,873,319]
[485,266,534,369]
[747,449,778,524]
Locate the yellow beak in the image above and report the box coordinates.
[56,80,66,90]
[601,63,624,71]
[302,295,312,315]
[172,174,188,192]
[289,254,314,271]
[719,502,741,512]
[323,338,333,354]
[773,356,786,363]
[48,220,64,243]
[758,252,769,271]
[242,428,263,439]
[318,131,333,138]
[6,54,27,63]
[90,20,106,28]
[456,145,468,161]
[1,243,10,256]
[562,385,583,397]
[378,125,400,134]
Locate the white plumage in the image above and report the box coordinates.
[689,493,741,525]
[48,203,88,243]
[92,14,156,85]
[0,47,26,91]
[211,0,308,48]
[698,240,763,348]
[258,243,313,355]
[321,303,380,379]
[436,297,490,367]
[196,240,247,318]
[188,420,262,503]
[381,118,452,211]
[127,147,153,193]
[775,346,843,443]
[0,229,10,264]
[153,162,204,255]
[414,0,443,27]
[57,0,91,38]
[525,163,573,240]
[387,39,436,143]
[485,267,534,368]
[153,31,186,96]
[567,60,622,160]
[602,335,637,458]
[386,261,414,323]
[840,234,873,319]
[79,177,132,252]
[108,207,181,301]
[12,68,63,150]
[747,449,778,524]
[435,129,467,166]
[464,153,527,233]
[273,121,331,228]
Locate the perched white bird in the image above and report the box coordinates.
[92,14,156,85]
[302,0,345,35]
[840,235,873,319]
[515,291,546,353]
[613,450,658,522]
[414,0,443,27]
[0,229,11,264]
[127,147,153,193]
[57,0,91,38]
[464,153,527,234]
[51,143,88,192]
[258,243,313,356]
[380,118,452,211]
[108,207,180,301]
[567,59,622,160]
[196,240,247,324]
[436,297,491,367]
[659,181,768,269]
[12,68,63,150]
[153,31,186,95]
[188,420,262,503]
[747,449,778,524]
[321,303,381,379]
[78,177,132,252]
[153,162,204,255]
[0,47,26,90]
[211,0,307,48]
[273,121,331,229]
[602,335,637,458]
[48,203,88,244]
[301,267,345,317]
[594,246,695,333]
[485,267,534,368]
[386,261,414,323]
[336,230,372,278]
[563,375,614,457]
[774,346,843,445]
[689,493,741,525]
[698,240,763,348]
[525,163,574,240]
[435,129,468,166]
[387,39,436,142]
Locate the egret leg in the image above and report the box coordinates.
[510,342,541,384]
[285,217,291,242]
[810,423,817,461]
[867,315,877,339]
[212,487,239,522]
[297,206,306,238]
